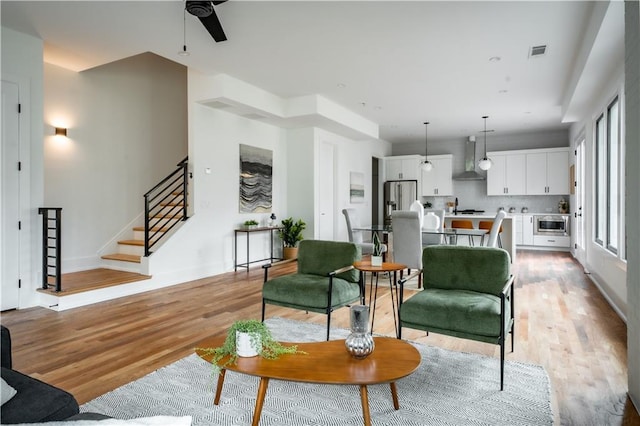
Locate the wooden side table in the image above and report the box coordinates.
[353,261,406,336]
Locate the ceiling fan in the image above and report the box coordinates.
[185,1,228,42]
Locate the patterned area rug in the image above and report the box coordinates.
[82,318,552,425]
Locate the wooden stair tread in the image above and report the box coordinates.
[118,239,144,246]
[101,253,141,263]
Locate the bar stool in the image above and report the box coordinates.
[479,220,502,247]
[450,219,475,246]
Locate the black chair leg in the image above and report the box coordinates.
[326,312,331,341]
[500,338,505,391]
[261,300,266,322]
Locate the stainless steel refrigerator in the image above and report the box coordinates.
[383,180,418,225]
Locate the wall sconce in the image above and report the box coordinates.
[54,127,68,137]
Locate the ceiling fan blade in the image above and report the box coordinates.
[198,7,227,42]
[211,1,227,5]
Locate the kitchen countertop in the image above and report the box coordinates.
[444,213,515,219]
[444,212,570,218]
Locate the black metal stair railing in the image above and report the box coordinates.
[143,157,189,256]
[38,207,63,292]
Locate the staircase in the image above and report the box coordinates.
[101,157,189,268]
[101,210,183,264]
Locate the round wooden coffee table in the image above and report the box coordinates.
[196,336,421,426]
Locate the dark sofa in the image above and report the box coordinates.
[1,325,108,424]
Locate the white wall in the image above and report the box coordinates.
[624,0,639,410]
[147,103,287,280]
[569,65,627,316]
[325,128,389,240]
[43,54,188,272]
[145,70,390,283]
[1,27,44,308]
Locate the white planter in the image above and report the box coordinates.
[371,255,383,267]
[236,331,261,357]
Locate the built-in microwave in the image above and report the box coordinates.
[534,215,569,236]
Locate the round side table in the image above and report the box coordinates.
[353,261,406,337]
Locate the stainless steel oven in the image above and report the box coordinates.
[534,215,569,236]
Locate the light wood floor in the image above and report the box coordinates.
[1,250,638,425]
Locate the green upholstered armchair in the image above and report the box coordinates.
[262,239,363,340]
[398,245,515,390]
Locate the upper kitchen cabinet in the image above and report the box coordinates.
[421,154,453,196]
[384,155,422,181]
[525,148,570,195]
[486,152,526,196]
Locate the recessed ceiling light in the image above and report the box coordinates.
[489,56,501,62]
[337,83,346,88]
[498,89,509,94]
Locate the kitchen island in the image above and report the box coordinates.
[444,213,516,262]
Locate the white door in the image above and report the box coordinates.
[318,142,335,240]
[2,81,21,310]
[574,138,586,264]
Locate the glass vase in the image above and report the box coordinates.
[345,305,375,359]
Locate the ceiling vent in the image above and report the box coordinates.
[529,45,547,58]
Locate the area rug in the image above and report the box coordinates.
[81,318,552,425]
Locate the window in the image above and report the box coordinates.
[594,95,623,257]
[607,99,619,253]
[595,114,605,245]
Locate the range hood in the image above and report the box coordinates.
[454,137,486,181]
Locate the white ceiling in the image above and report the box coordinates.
[1,1,623,145]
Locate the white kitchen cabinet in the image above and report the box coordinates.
[420,155,453,196]
[384,155,421,181]
[515,214,534,245]
[515,215,523,244]
[533,235,570,248]
[522,214,534,245]
[525,149,569,195]
[486,152,526,195]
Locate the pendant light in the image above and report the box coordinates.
[421,121,433,172]
[478,115,493,171]
[178,9,190,56]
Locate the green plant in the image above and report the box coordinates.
[197,320,303,375]
[278,217,306,248]
[558,198,569,212]
[244,219,259,227]
[372,233,383,257]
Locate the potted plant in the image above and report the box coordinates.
[243,219,259,229]
[370,233,383,266]
[197,319,303,374]
[558,198,569,214]
[279,217,306,260]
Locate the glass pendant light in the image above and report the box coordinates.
[478,115,493,171]
[421,121,433,172]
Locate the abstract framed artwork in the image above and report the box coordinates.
[239,144,273,213]
[350,172,365,203]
